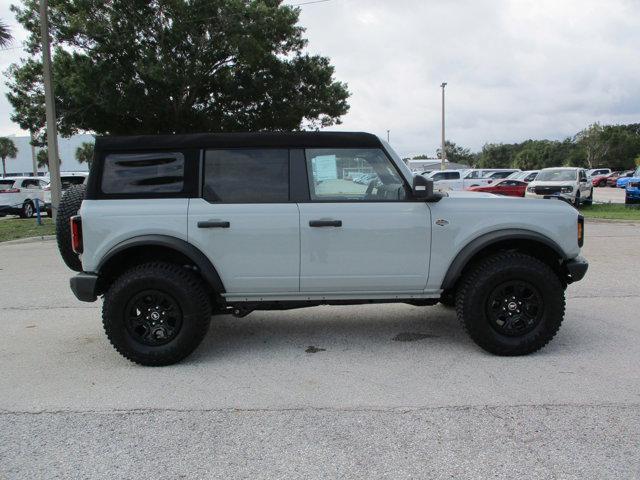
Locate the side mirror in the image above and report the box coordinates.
[412,175,442,202]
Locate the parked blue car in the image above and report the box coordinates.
[617,175,634,188]
[625,167,640,204]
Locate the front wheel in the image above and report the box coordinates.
[20,201,34,218]
[102,262,212,366]
[573,191,581,207]
[456,252,565,355]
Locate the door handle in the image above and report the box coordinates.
[198,220,230,228]
[309,220,342,227]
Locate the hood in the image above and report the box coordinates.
[529,180,576,187]
[447,190,498,198]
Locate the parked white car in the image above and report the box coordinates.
[0,176,48,218]
[508,170,539,182]
[43,171,89,216]
[525,168,593,206]
[586,168,611,179]
[425,168,520,191]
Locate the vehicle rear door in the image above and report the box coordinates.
[297,148,431,293]
[187,149,300,294]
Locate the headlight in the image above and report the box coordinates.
[560,186,573,193]
[527,186,535,193]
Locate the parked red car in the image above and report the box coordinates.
[466,179,527,197]
[592,172,617,187]
[607,171,634,187]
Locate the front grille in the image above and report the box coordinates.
[534,186,563,195]
[629,182,640,188]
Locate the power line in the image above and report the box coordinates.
[290,0,333,6]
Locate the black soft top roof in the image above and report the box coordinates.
[94,131,382,151]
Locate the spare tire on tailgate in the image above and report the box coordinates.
[56,184,86,272]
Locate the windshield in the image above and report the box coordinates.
[536,169,577,182]
[380,139,412,182]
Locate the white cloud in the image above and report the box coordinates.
[1,0,639,157]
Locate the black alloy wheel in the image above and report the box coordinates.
[486,280,543,337]
[125,290,183,346]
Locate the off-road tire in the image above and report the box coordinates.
[456,252,565,356]
[439,290,456,308]
[55,184,86,272]
[19,200,34,218]
[625,196,638,205]
[102,262,212,366]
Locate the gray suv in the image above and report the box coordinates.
[58,132,588,365]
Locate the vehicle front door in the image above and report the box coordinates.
[188,149,300,294]
[297,148,431,293]
[578,170,590,196]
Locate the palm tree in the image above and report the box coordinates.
[0,137,18,177]
[75,142,94,166]
[37,148,63,169]
[0,20,12,48]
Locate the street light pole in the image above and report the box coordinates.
[386,130,390,143]
[440,82,447,171]
[39,0,62,220]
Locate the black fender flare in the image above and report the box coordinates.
[440,229,567,290]
[97,235,226,293]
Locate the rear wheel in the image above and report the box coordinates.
[102,262,212,366]
[456,252,565,355]
[55,184,86,271]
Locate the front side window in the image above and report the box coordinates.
[21,179,41,189]
[204,149,289,203]
[465,170,480,179]
[102,152,184,194]
[305,148,406,201]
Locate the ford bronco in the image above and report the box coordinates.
[57,132,588,365]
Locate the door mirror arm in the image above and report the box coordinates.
[412,175,443,202]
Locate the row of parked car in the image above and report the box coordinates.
[414,165,640,206]
[0,172,88,218]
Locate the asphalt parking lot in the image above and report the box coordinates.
[1,220,639,479]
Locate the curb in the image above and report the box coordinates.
[0,235,56,246]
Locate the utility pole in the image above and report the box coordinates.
[440,82,447,171]
[30,131,37,176]
[39,0,62,220]
[386,130,390,143]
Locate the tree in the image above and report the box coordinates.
[37,148,61,169]
[436,140,476,165]
[0,137,18,177]
[575,123,610,169]
[5,60,47,145]
[7,0,350,137]
[75,142,94,166]
[0,19,12,48]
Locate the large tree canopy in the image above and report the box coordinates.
[6,0,350,138]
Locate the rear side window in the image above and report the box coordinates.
[204,149,289,203]
[102,152,184,194]
[0,180,15,190]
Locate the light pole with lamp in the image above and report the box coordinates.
[440,82,447,171]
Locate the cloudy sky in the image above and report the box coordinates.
[1,0,639,157]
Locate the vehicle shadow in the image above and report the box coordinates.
[194,304,473,362]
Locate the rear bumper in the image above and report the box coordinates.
[70,273,98,302]
[565,256,588,283]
